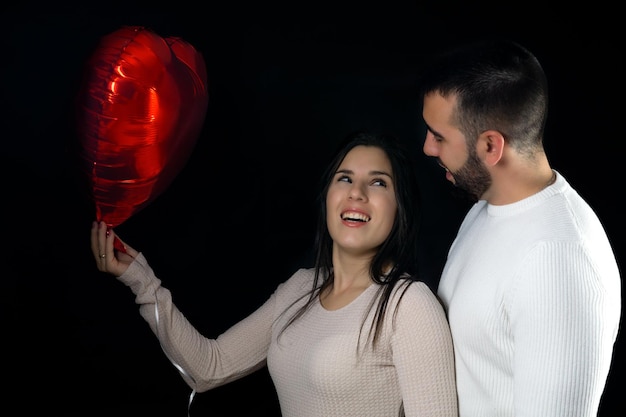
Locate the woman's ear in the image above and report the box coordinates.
[477,130,505,167]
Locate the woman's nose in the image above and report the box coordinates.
[348,184,366,201]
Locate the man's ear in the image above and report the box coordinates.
[477,130,505,167]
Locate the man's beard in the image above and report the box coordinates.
[451,147,491,202]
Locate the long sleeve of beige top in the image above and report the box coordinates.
[117,257,458,417]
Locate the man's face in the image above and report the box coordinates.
[422,92,491,201]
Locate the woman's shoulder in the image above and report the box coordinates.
[275,267,317,294]
[393,278,445,310]
[289,267,316,285]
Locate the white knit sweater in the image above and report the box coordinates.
[438,171,621,417]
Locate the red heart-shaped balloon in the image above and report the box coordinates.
[77,26,208,230]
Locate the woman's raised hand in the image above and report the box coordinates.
[91,221,138,276]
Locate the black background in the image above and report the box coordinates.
[3,3,623,416]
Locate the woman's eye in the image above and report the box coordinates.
[337,175,351,183]
[372,179,387,187]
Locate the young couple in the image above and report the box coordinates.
[91,39,621,417]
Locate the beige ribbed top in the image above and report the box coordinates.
[118,261,458,416]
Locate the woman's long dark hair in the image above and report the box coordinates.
[278,130,422,349]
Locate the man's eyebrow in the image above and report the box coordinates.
[424,122,443,138]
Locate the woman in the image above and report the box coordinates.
[91,131,458,416]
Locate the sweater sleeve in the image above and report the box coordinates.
[511,242,621,416]
[116,253,273,392]
[392,282,459,417]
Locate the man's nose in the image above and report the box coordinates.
[422,132,438,157]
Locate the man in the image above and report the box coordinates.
[419,38,621,416]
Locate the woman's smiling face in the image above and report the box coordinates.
[326,145,397,257]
